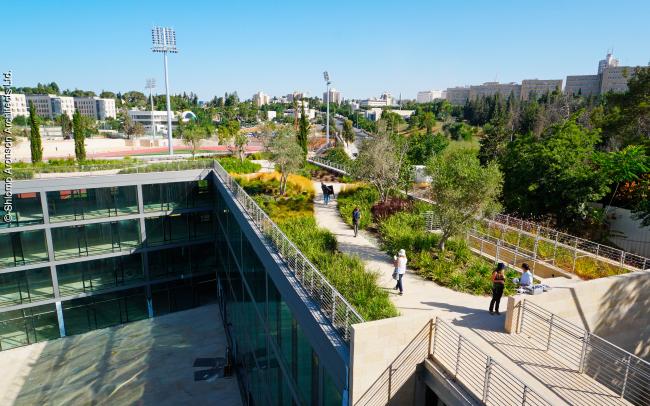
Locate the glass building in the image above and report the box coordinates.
[0,169,349,405]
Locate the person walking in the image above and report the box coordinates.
[489,262,506,315]
[321,182,330,205]
[393,249,407,295]
[352,207,361,237]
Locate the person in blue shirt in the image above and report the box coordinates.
[520,263,533,287]
[352,207,361,237]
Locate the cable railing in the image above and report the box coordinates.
[489,213,650,272]
[520,300,650,406]
[308,156,350,175]
[212,160,364,344]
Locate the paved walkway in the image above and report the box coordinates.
[312,181,631,406]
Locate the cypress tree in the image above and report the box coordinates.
[72,111,86,161]
[28,102,43,163]
[297,104,309,155]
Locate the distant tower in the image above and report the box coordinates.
[598,51,619,74]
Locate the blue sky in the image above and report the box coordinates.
[3,0,649,101]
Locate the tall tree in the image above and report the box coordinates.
[296,104,309,155]
[28,102,43,163]
[57,113,73,139]
[182,125,207,158]
[427,148,503,250]
[422,111,436,135]
[72,111,86,161]
[342,118,355,145]
[267,127,304,195]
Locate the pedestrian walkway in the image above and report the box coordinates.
[312,181,633,405]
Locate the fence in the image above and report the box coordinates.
[307,156,350,175]
[520,300,650,406]
[356,318,553,406]
[212,160,364,344]
[490,213,650,272]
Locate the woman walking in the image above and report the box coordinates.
[352,207,361,237]
[393,249,407,295]
[489,263,506,315]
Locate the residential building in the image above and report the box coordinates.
[286,91,306,102]
[25,95,74,119]
[469,82,521,101]
[252,91,270,107]
[445,87,470,105]
[565,75,601,97]
[0,93,28,118]
[323,88,342,105]
[520,79,563,101]
[416,90,444,103]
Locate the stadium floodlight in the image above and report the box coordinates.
[145,79,156,140]
[151,26,178,155]
[323,71,331,146]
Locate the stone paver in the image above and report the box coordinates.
[312,181,631,405]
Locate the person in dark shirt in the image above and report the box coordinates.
[352,207,361,237]
[489,262,506,315]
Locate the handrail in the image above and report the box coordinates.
[212,160,364,344]
[521,300,650,406]
[308,157,350,175]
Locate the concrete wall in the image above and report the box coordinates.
[508,270,650,360]
[350,313,433,405]
[606,206,650,257]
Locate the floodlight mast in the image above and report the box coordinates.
[145,79,156,140]
[323,71,331,146]
[151,27,178,155]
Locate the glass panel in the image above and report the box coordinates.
[142,181,213,212]
[0,230,48,268]
[145,211,212,247]
[0,304,59,351]
[52,220,140,259]
[0,192,43,228]
[57,254,144,297]
[47,186,139,222]
[0,267,53,307]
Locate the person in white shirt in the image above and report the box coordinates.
[393,249,408,295]
[520,263,533,287]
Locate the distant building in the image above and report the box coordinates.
[128,109,177,134]
[601,66,636,94]
[73,97,116,120]
[287,92,306,102]
[266,110,277,121]
[392,109,415,119]
[25,94,74,119]
[284,107,315,120]
[252,91,270,107]
[363,107,384,121]
[360,92,393,108]
[469,82,521,101]
[445,87,470,105]
[323,88,342,105]
[416,90,444,103]
[0,93,28,118]
[520,79,563,101]
[598,52,619,74]
[565,75,601,97]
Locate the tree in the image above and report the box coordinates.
[353,132,409,202]
[99,91,116,99]
[267,127,304,195]
[231,131,249,162]
[342,118,355,145]
[422,112,436,135]
[122,113,145,138]
[407,132,449,165]
[72,111,86,161]
[28,102,43,163]
[501,117,609,226]
[219,120,247,161]
[57,113,73,139]
[596,145,649,212]
[296,104,309,155]
[182,125,207,158]
[427,148,503,250]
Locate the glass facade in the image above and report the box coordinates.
[0,192,44,228]
[0,230,48,268]
[144,211,213,246]
[0,304,59,351]
[57,255,144,297]
[47,186,138,222]
[148,242,216,280]
[51,219,140,259]
[0,267,54,308]
[215,191,342,406]
[142,180,212,212]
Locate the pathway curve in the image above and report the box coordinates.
[312,181,629,406]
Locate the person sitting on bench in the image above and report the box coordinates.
[520,263,533,288]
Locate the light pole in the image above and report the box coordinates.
[323,71,331,146]
[145,78,156,141]
[151,26,178,155]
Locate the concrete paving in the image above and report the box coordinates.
[313,181,631,405]
[0,304,241,406]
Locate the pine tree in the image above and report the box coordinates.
[28,102,43,163]
[297,104,309,155]
[72,111,86,161]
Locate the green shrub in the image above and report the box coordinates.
[217,157,261,174]
[323,147,352,167]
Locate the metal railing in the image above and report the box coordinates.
[308,156,350,175]
[212,160,364,344]
[356,318,553,406]
[490,213,650,272]
[520,300,650,406]
[423,210,442,231]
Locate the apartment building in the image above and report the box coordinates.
[252,91,270,107]
[323,88,342,105]
[0,93,27,118]
[520,79,563,101]
[445,86,470,105]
